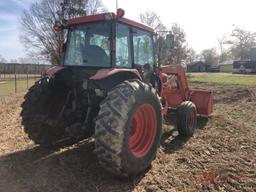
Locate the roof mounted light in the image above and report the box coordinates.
[116,8,125,18]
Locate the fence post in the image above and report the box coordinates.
[14,64,17,93]
[35,64,37,81]
[26,65,29,89]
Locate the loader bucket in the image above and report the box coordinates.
[189,89,213,116]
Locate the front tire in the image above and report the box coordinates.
[176,101,197,137]
[94,80,162,177]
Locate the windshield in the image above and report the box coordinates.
[64,22,111,67]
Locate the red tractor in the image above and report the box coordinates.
[21,9,213,177]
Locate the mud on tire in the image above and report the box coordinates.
[94,79,162,177]
[21,78,68,147]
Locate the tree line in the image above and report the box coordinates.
[139,11,256,66]
[17,0,256,66]
[191,27,256,66]
[0,63,50,74]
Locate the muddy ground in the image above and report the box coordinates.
[0,82,255,192]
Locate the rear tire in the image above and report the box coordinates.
[176,101,197,137]
[21,78,68,147]
[94,80,162,177]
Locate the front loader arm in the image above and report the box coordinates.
[159,65,213,117]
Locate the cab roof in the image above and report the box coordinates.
[67,12,154,33]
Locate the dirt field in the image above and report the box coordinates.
[0,82,255,192]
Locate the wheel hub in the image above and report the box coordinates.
[129,104,157,158]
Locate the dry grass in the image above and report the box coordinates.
[0,83,255,192]
[0,78,39,96]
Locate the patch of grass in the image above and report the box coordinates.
[188,73,256,86]
[0,79,38,96]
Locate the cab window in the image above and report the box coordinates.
[115,23,132,68]
[133,29,154,67]
[90,34,110,56]
[64,22,111,67]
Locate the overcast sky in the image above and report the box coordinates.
[1,0,256,61]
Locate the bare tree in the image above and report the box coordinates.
[186,47,198,64]
[140,11,188,65]
[86,0,107,15]
[217,36,226,62]
[20,0,106,65]
[200,48,219,66]
[168,23,188,64]
[226,27,256,60]
[140,11,169,66]
[217,35,234,62]
[158,23,188,65]
[140,11,166,31]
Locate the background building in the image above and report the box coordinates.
[187,61,210,72]
[218,60,234,73]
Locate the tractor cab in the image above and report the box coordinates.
[58,9,156,80]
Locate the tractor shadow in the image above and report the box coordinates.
[0,118,209,192]
[161,115,208,153]
[0,139,142,192]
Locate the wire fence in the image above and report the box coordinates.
[0,63,51,97]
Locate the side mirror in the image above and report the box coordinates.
[53,20,68,33]
[166,33,174,49]
[53,21,62,33]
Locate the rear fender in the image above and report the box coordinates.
[90,68,141,80]
[90,69,142,91]
[43,66,65,78]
